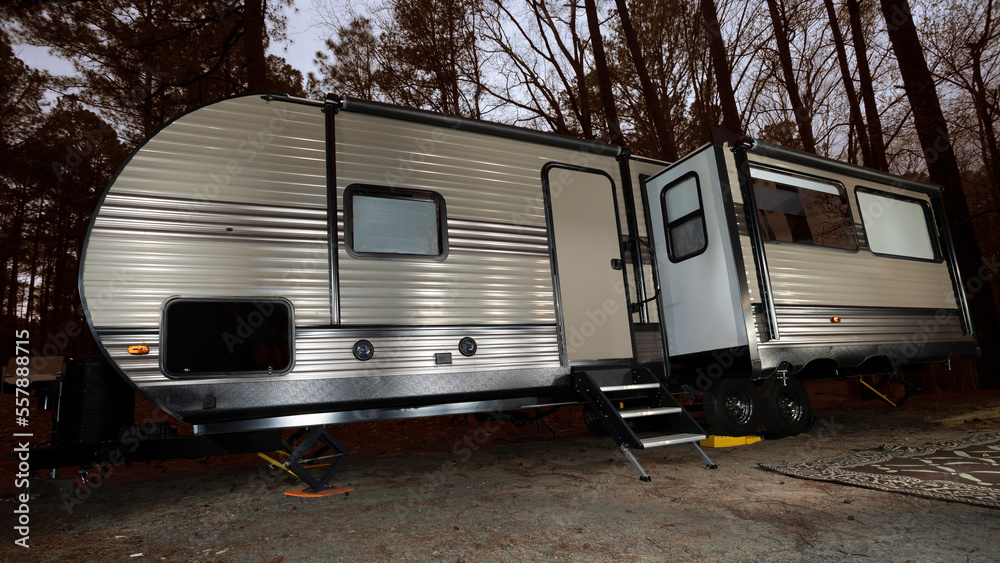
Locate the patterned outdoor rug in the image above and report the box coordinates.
[760,431,1000,509]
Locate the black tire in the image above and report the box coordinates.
[582,406,609,437]
[703,378,761,436]
[759,375,813,437]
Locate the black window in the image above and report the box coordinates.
[660,173,708,262]
[161,298,293,377]
[751,166,857,251]
[344,184,448,260]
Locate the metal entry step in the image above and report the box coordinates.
[640,433,706,448]
[575,371,717,481]
[619,406,681,418]
[600,383,660,392]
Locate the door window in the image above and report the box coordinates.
[660,173,708,262]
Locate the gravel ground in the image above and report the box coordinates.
[5,401,1000,563]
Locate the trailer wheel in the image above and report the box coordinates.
[759,375,813,437]
[704,378,761,436]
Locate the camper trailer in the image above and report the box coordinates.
[77,93,979,487]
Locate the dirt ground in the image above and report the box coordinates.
[4,389,1000,563]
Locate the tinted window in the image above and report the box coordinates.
[751,167,857,251]
[162,298,293,377]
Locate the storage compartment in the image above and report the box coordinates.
[160,297,294,377]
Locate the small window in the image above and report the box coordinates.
[161,298,294,377]
[856,187,940,261]
[751,166,857,251]
[344,184,448,259]
[660,173,708,262]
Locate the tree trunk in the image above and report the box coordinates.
[38,246,54,332]
[847,0,889,170]
[969,0,1000,193]
[568,1,594,140]
[614,0,677,160]
[765,0,817,153]
[0,227,8,321]
[880,0,1000,388]
[584,0,624,146]
[4,204,24,320]
[26,221,39,334]
[244,0,268,93]
[51,203,68,325]
[699,0,742,134]
[823,0,873,167]
[847,112,857,164]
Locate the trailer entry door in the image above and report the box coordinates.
[545,166,632,363]
[644,148,747,358]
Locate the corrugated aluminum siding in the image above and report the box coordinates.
[722,148,970,347]
[334,111,625,326]
[83,96,633,390]
[100,326,561,387]
[762,244,956,309]
[757,307,966,348]
[82,97,330,329]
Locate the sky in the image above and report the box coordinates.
[269,1,333,79]
[13,1,337,90]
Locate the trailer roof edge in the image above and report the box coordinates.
[334,95,623,158]
[746,139,941,195]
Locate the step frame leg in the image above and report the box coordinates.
[620,444,651,482]
[692,443,718,470]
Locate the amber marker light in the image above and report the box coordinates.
[831,317,842,323]
[128,345,150,355]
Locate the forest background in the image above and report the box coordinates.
[2,0,998,389]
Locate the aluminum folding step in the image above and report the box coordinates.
[618,406,682,419]
[639,433,707,448]
[574,370,717,481]
[600,383,660,392]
